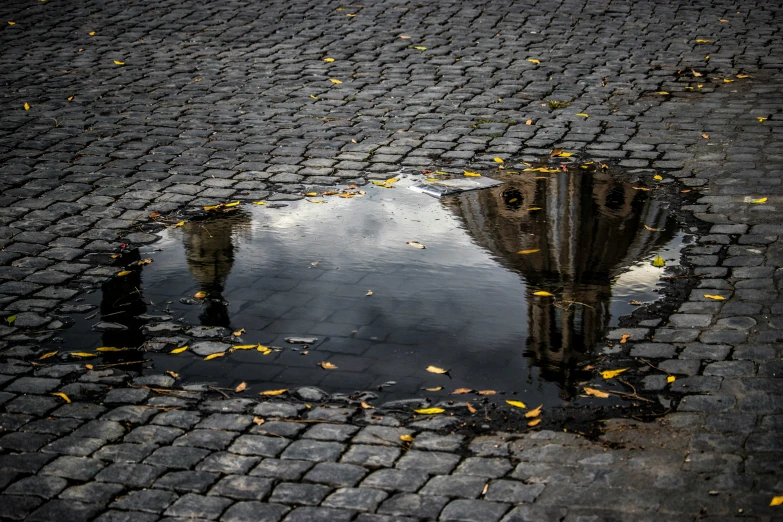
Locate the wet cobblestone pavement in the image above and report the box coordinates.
[1,0,782,520]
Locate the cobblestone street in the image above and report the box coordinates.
[1,0,782,520]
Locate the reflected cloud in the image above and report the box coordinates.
[446,169,676,396]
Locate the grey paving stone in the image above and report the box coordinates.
[154,470,220,493]
[93,442,158,462]
[94,511,158,522]
[303,462,367,487]
[302,423,359,441]
[196,413,253,431]
[229,435,291,457]
[26,500,103,522]
[197,452,259,475]
[144,446,211,469]
[208,475,273,500]
[340,444,400,468]
[0,495,43,520]
[221,501,290,522]
[174,429,239,450]
[377,493,449,519]
[484,480,546,503]
[59,482,126,504]
[352,426,413,446]
[454,458,513,479]
[420,475,487,499]
[270,482,332,506]
[95,463,165,487]
[110,489,178,513]
[41,456,105,481]
[163,493,233,520]
[5,475,68,499]
[396,450,461,474]
[282,507,355,522]
[323,487,389,512]
[280,439,344,462]
[439,499,510,521]
[125,425,185,444]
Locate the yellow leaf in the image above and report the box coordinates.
[8,21,16,25]
[426,365,449,374]
[656,91,669,95]
[576,113,589,118]
[533,291,554,297]
[705,55,710,60]
[307,199,324,204]
[723,78,734,83]
[194,291,206,299]
[527,207,542,211]
[556,152,572,157]
[644,225,663,231]
[324,57,335,62]
[667,376,676,383]
[517,249,540,255]
[259,389,287,396]
[619,334,631,344]
[170,345,188,354]
[114,60,125,65]
[360,401,374,409]
[466,402,477,414]
[204,352,225,360]
[116,270,132,277]
[52,392,71,403]
[39,351,58,360]
[252,201,267,205]
[67,96,74,101]
[407,241,426,249]
[737,74,749,79]
[329,79,342,84]
[231,344,257,350]
[601,368,628,380]
[203,204,220,211]
[702,133,709,139]
[691,69,702,77]
[166,371,179,378]
[89,31,96,36]
[414,408,445,414]
[253,416,265,425]
[399,35,410,39]
[695,39,712,43]
[493,157,504,163]
[69,352,95,358]
[6,315,16,325]
[309,95,319,100]
[318,361,338,370]
[719,19,728,22]
[258,346,272,355]
[235,382,247,393]
[506,400,527,409]
[703,294,726,300]
[451,388,472,394]
[751,197,767,204]
[463,171,481,177]
[346,13,356,16]
[224,201,240,207]
[757,117,767,122]
[413,46,427,51]
[770,496,783,507]
[233,328,245,337]
[306,192,319,197]
[85,364,93,370]
[399,434,414,442]
[654,174,663,180]
[584,387,610,398]
[527,418,541,427]
[527,59,540,64]
[97,347,125,352]
[525,405,542,418]
[422,387,443,391]
[526,119,533,125]
[652,256,665,267]
[477,390,496,396]
[173,221,185,228]
[23,103,30,110]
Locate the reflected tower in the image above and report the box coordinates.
[446,168,676,396]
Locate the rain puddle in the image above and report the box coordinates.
[57,166,685,407]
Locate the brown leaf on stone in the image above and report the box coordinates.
[466,402,477,414]
[253,416,265,425]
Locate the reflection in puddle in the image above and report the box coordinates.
[60,168,682,406]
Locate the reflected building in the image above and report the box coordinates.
[446,168,676,397]
[181,211,252,328]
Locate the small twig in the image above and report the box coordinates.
[637,357,671,376]
[208,386,230,399]
[605,389,654,403]
[618,378,639,396]
[94,360,150,369]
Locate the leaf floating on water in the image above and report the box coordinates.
[667,376,676,383]
[652,256,665,267]
[517,249,540,255]
[194,291,206,299]
[619,334,631,344]
[527,418,542,427]
[407,241,426,249]
[451,388,472,394]
[235,382,247,393]
[329,78,342,84]
[70,352,95,358]
[703,294,725,300]
[463,171,481,177]
[584,387,610,398]
[466,402,477,414]
[52,392,71,403]
[601,368,628,380]
[477,390,497,396]
[166,371,179,378]
[644,225,663,231]
[506,400,527,409]
[233,328,245,337]
[422,386,443,391]
[97,347,125,352]
[39,351,58,360]
[260,389,287,396]
[399,434,414,442]
[525,405,542,418]
[170,345,188,354]
[751,197,767,204]
[769,496,783,507]
[318,361,338,370]
[414,407,445,414]
[533,291,554,297]
[204,352,225,361]
[426,365,449,374]
[116,270,132,277]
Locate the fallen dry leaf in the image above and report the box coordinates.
[24,102,30,110]
[52,392,71,403]
[414,407,445,414]
[166,371,179,379]
[233,328,245,337]
[550,148,563,157]
[463,171,481,177]
[204,352,225,361]
[399,434,414,442]
[69,352,95,358]
[619,334,631,344]
[601,368,628,379]
[466,402,477,414]
[366,290,373,296]
[39,351,58,360]
[426,365,449,375]
[517,249,540,255]
[770,496,783,507]
[477,390,497,396]
[751,197,767,204]
[506,400,527,409]
[113,60,125,65]
[360,401,374,409]
[97,347,125,352]
[702,133,709,139]
[703,294,726,300]
[149,211,161,218]
[170,345,188,354]
[253,416,265,425]
[451,388,472,395]
[667,376,676,383]
[527,58,540,64]
[584,387,610,398]
[644,225,663,231]
[422,386,443,391]
[407,241,426,249]
[235,382,247,393]
[259,389,287,396]
[324,57,334,62]
[527,419,541,427]
[494,157,504,163]
[116,270,132,277]
[329,79,342,84]
[652,256,665,267]
[576,113,589,118]
[526,119,533,125]
[533,291,554,297]
[525,405,542,418]
[318,361,338,370]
